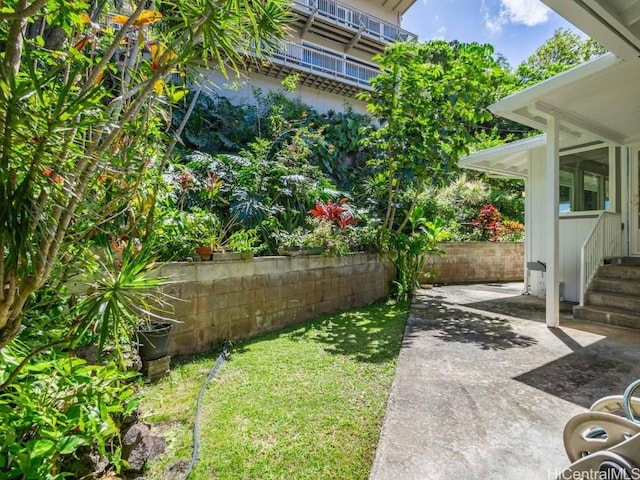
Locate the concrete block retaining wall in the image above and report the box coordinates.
[424,242,524,284]
[159,254,395,357]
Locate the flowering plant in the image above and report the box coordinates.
[310,199,357,229]
[471,204,502,242]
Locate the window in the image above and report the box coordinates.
[559,146,610,213]
[559,171,574,213]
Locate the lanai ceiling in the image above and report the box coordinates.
[373,0,417,15]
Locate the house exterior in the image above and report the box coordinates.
[460,0,640,327]
[203,0,417,114]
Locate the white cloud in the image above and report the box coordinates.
[432,15,447,39]
[482,1,505,34]
[501,0,550,26]
[483,0,550,34]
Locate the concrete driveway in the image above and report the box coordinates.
[370,283,640,480]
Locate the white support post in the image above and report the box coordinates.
[524,155,532,294]
[546,114,560,328]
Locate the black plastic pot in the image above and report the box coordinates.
[136,322,172,361]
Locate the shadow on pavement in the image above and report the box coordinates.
[407,298,538,351]
[514,336,639,409]
[410,288,640,409]
[464,294,575,324]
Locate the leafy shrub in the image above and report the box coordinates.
[472,204,502,242]
[311,108,372,188]
[386,206,450,300]
[498,219,525,242]
[0,343,138,479]
[173,93,258,154]
[486,179,524,224]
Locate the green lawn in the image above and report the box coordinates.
[139,301,408,479]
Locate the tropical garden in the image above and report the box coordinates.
[0,0,605,475]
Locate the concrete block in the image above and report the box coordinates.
[162,283,181,299]
[226,291,248,308]
[250,288,266,305]
[265,274,284,287]
[253,258,281,276]
[159,263,195,281]
[195,263,226,283]
[142,356,170,381]
[243,274,267,290]
[168,331,195,356]
[265,299,280,315]
[306,290,323,305]
[171,297,199,318]
[178,281,212,300]
[229,316,257,340]
[213,279,243,295]
[197,294,228,312]
[156,256,393,356]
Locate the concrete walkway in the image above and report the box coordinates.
[370,283,640,480]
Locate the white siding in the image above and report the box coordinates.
[559,214,599,302]
[528,148,547,297]
[527,147,603,302]
[201,70,368,115]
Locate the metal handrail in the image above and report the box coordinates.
[579,211,622,305]
[292,0,418,44]
[266,41,378,88]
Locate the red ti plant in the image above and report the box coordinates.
[472,204,502,242]
[310,199,357,229]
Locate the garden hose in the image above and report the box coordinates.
[183,341,229,479]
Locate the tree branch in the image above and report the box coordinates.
[0,0,47,20]
[2,0,28,76]
[396,174,427,233]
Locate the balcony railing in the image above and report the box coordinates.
[266,42,378,89]
[292,0,417,44]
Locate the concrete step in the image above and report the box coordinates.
[573,305,640,329]
[621,257,640,266]
[598,264,640,281]
[586,291,640,312]
[591,278,640,297]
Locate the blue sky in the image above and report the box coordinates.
[402,0,584,68]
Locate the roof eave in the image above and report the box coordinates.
[489,53,622,121]
[460,135,546,166]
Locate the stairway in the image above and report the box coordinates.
[573,259,640,328]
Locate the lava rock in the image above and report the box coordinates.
[122,422,166,473]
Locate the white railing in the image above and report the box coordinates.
[292,0,418,44]
[267,42,378,88]
[579,211,622,305]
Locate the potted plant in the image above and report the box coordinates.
[304,218,349,255]
[228,229,259,260]
[75,238,176,367]
[136,322,173,361]
[186,209,221,261]
[277,228,307,256]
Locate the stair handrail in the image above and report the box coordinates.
[579,211,622,306]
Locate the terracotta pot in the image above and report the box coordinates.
[195,245,212,261]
